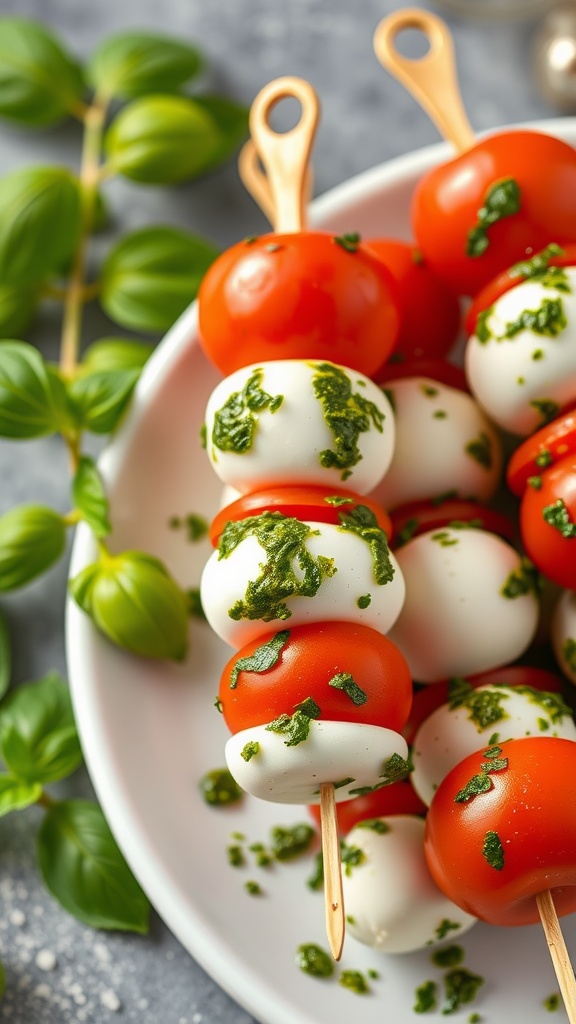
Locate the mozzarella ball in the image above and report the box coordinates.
[411,683,576,805]
[342,815,477,953]
[204,359,394,494]
[465,272,576,436]
[201,518,405,649]
[551,589,576,685]
[370,377,502,510]
[387,528,539,682]
[225,720,408,804]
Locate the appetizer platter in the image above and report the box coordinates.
[67,10,576,1023]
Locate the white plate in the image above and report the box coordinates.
[67,118,576,1024]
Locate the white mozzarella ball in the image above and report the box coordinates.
[342,816,477,953]
[551,589,576,685]
[387,528,539,682]
[225,720,408,804]
[465,272,576,436]
[201,519,405,649]
[204,359,394,494]
[370,377,503,510]
[411,683,576,806]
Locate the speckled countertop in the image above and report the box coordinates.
[0,1,568,1021]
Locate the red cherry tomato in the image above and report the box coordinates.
[412,130,576,298]
[364,238,461,361]
[377,357,468,392]
[506,410,576,497]
[218,621,412,735]
[307,778,426,835]
[424,736,576,926]
[390,498,515,550]
[518,451,576,590]
[197,231,401,378]
[209,485,392,547]
[403,665,565,746]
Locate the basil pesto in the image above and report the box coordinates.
[211,367,283,455]
[454,746,509,803]
[501,558,541,599]
[229,629,290,688]
[504,297,567,339]
[466,178,521,258]
[442,968,485,1015]
[348,752,411,797]
[240,741,260,762]
[311,362,385,480]
[465,431,493,469]
[271,823,315,860]
[563,638,576,674]
[338,970,370,995]
[265,697,321,746]
[509,244,570,291]
[337,503,395,584]
[482,829,505,870]
[543,498,576,538]
[328,671,368,706]
[414,980,438,1013]
[295,943,334,978]
[530,398,560,427]
[199,767,243,806]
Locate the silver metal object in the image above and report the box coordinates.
[534,2,576,110]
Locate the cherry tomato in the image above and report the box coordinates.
[412,130,576,298]
[209,485,392,547]
[377,357,468,392]
[518,451,576,590]
[364,238,461,361]
[506,410,576,497]
[307,778,426,835]
[197,231,401,378]
[390,498,515,551]
[218,621,412,735]
[424,736,576,926]
[403,665,565,746]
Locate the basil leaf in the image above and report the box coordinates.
[67,367,140,434]
[104,95,228,184]
[194,96,250,172]
[101,227,219,332]
[37,799,150,932]
[71,457,111,538]
[0,284,38,338]
[70,550,189,661]
[81,338,154,374]
[0,17,85,127]
[0,341,74,439]
[0,505,67,591]
[0,672,83,785]
[0,167,82,286]
[0,606,10,700]
[88,31,203,100]
[0,773,42,816]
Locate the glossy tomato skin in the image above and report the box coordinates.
[209,485,392,547]
[519,452,576,590]
[424,737,576,926]
[364,238,461,361]
[412,131,576,298]
[390,498,515,551]
[197,231,401,378]
[507,410,576,497]
[219,621,412,735]
[308,778,426,835]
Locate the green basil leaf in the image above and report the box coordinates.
[81,338,154,373]
[37,799,150,932]
[0,505,67,592]
[88,31,203,100]
[104,95,226,184]
[0,340,75,438]
[71,456,111,538]
[67,367,140,434]
[101,226,219,332]
[0,166,82,286]
[0,17,85,127]
[0,606,10,701]
[0,773,42,816]
[0,672,82,785]
[70,550,189,661]
[0,284,38,339]
[194,95,250,172]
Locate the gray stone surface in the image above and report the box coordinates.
[0,1,566,1021]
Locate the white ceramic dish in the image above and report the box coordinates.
[67,118,576,1024]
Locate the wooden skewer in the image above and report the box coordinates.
[537,890,576,1023]
[242,76,344,959]
[373,8,475,153]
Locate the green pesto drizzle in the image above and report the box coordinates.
[186,587,206,620]
[311,362,385,480]
[434,410,447,419]
[333,776,356,790]
[227,844,245,867]
[482,829,505,870]
[503,297,567,339]
[431,530,458,547]
[475,306,493,342]
[324,495,355,507]
[199,768,243,806]
[432,489,459,506]
[442,968,485,1015]
[414,980,438,1013]
[244,879,263,895]
[431,945,464,968]
[265,697,321,746]
[211,367,283,455]
[295,943,334,978]
[382,386,396,412]
[511,684,572,724]
[468,1014,482,1023]
[509,243,567,287]
[544,994,561,1012]
[397,517,419,546]
[454,746,509,802]
[357,593,371,608]
[367,968,380,980]
[421,384,439,397]
[528,475,543,489]
[306,852,325,891]
[466,178,521,257]
[248,842,272,868]
[334,232,361,253]
[356,818,390,834]
[531,398,561,427]
[214,696,223,714]
[229,630,290,688]
[348,752,412,797]
[543,498,576,538]
[338,970,370,995]
[465,431,493,469]
[271,823,316,861]
[536,448,554,467]
[341,841,366,876]
[434,919,462,941]
[563,638,576,674]
[219,512,337,622]
[240,741,260,762]
[337,503,395,584]
[328,671,368,706]
[532,348,544,360]
[169,512,209,541]
[501,557,542,599]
